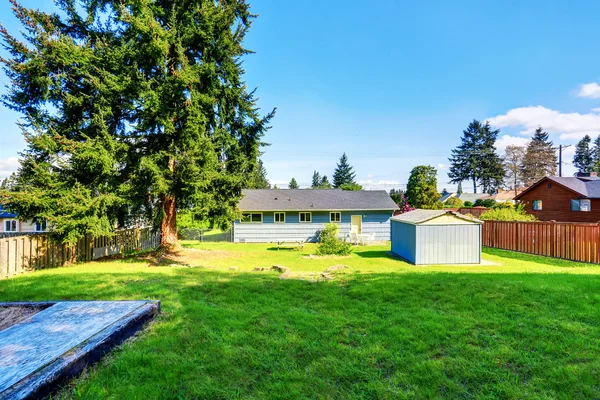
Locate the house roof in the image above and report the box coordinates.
[238,189,398,211]
[0,206,17,219]
[515,176,600,200]
[391,209,482,225]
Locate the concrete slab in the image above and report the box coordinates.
[0,300,159,399]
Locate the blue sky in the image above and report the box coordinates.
[2,1,600,191]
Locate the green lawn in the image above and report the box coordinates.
[1,243,599,399]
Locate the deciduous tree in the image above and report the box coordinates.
[503,145,526,196]
[288,177,299,189]
[406,165,442,209]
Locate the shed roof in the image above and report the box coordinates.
[238,189,398,211]
[391,209,482,225]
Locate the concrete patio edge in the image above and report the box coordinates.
[0,300,160,400]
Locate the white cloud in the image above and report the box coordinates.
[0,157,20,178]
[591,108,600,113]
[495,135,530,152]
[358,179,402,190]
[577,82,600,99]
[487,105,600,141]
[437,163,447,170]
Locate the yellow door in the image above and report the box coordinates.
[351,215,362,234]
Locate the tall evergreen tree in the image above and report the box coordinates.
[247,159,270,189]
[332,153,356,188]
[593,135,600,173]
[405,165,442,209]
[320,175,332,188]
[573,135,593,173]
[0,0,274,246]
[521,127,557,186]
[448,120,505,194]
[288,177,299,189]
[311,171,321,188]
[457,182,463,194]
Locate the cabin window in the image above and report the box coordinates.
[532,200,542,211]
[330,212,341,223]
[299,212,312,223]
[34,220,47,232]
[241,213,263,223]
[571,199,591,212]
[4,220,17,232]
[274,212,286,223]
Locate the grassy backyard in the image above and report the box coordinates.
[1,243,599,399]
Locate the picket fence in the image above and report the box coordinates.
[483,220,600,264]
[0,227,161,279]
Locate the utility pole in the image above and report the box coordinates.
[558,144,571,177]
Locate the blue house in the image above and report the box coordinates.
[234,189,398,243]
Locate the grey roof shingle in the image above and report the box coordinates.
[391,209,482,225]
[238,189,398,211]
[517,176,600,199]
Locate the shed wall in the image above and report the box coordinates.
[390,220,416,263]
[415,224,481,264]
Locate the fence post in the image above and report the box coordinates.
[550,220,556,258]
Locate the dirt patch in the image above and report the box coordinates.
[149,247,241,267]
[0,306,47,332]
[302,254,352,260]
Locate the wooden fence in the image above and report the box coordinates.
[0,227,161,279]
[483,220,600,263]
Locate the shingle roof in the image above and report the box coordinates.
[391,209,482,225]
[238,189,398,211]
[516,176,600,199]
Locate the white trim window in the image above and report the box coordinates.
[571,199,591,212]
[4,219,17,232]
[330,212,341,223]
[299,212,312,223]
[274,212,286,223]
[532,200,542,211]
[34,220,48,232]
[241,212,263,223]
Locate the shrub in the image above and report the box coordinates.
[444,197,464,208]
[463,201,473,208]
[316,223,353,256]
[474,198,497,208]
[479,204,536,221]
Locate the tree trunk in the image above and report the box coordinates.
[160,194,178,247]
[160,156,178,248]
[472,176,477,194]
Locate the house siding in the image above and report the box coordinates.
[518,179,600,222]
[234,210,393,243]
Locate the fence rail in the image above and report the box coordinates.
[483,220,600,263]
[0,227,161,279]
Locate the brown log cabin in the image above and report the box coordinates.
[515,173,600,222]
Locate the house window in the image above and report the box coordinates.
[330,212,341,223]
[299,212,312,223]
[532,200,542,211]
[34,220,47,232]
[4,220,17,232]
[241,212,263,223]
[274,212,285,223]
[571,199,591,212]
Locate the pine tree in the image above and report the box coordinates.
[521,127,557,186]
[247,159,271,189]
[573,135,593,173]
[448,120,505,194]
[405,165,442,209]
[288,178,299,189]
[332,153,356,188]
[273,184,279,189]
[311,171,321,188]
[320,175,332,188]
[593,136,600,173]
[457,182,463,194]
[0,1,275,246]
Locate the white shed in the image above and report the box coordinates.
[390,209,482,265]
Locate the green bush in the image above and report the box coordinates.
[444,197,464,208]
[474,198,497,208]
[463,201,473,208]
[316,223,353,256]
[480,204,536,221]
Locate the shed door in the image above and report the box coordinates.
[351,215,362,234]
